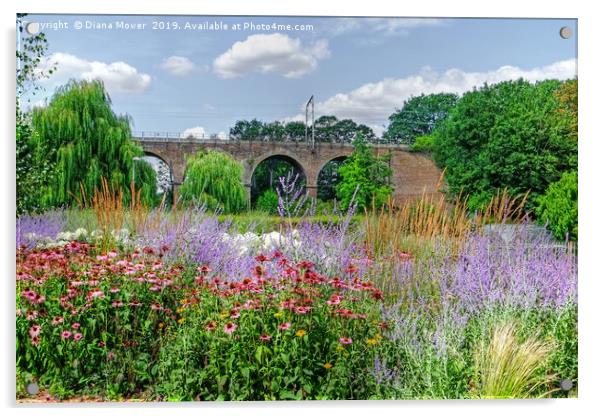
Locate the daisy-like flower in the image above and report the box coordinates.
[366,338,378,345]
[339,337,353,345]
[61,330,72,340]
[30,336,40,346]
[107,351,115,360]
[259,334,272,342]
[224,322,238,334]
[73,332,83,342]
[294,306,311,314]
[278,322,291,331]
[71,322,81,330]
[295,329,307,337]
[51,316,64,326]
[323,362,333,370]
[29,324,42,338]
[205,322,216,331]
[109,287,120,294]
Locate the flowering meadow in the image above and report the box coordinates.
[16,196,577,401]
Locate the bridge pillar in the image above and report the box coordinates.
[306,183,318,199]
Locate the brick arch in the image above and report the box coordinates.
[244,151,308,188]
[315,155,349,200]
[142,151,174,183]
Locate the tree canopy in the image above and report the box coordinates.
[31,79,158,207]
[229,115,375,143]
[432,79,577,211]
[383,93,458,144]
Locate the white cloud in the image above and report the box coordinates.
[39,52,151,94]
[286,59,577,137]
[216,131,228,140]
[213,33,330,79]
[181,126,207,139]
[160,56,198,76]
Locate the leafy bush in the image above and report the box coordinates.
[536,171,577,241]
[255,189,280,214]
[433,79,577,210]
[179,150,247,213]
[409,134,435,153]
[336,134,392,211]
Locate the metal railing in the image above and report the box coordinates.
[131,131,412,149]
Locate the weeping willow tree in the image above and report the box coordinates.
[179,150,247,213]
[31,79,158,207]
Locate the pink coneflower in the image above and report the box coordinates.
[278,322,291,331]
[107,351,115,360]
[339,337,353,345]
[71,322,80,330]
[109,287,120,293]
[129,300,142,307]
[326,294,342,306]
[111,300,124,308]
[51,316,64,326]
[29,324,42,338]
[30,336,40,346]
[151,302,162,311]
[205,321,216,331]
[61,330,72,340]
[73,332,83,342]
[294,306,311,314]
[98,341,106,347]
[223,322,237,334]
[259,334,272,342]
[230,311,241,319]
[197,265,211,273]
[25,310,38,321]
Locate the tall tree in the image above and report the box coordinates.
[31,80,158,207]
[433,79,577,211]
[383,93,458,144]
[16,14,56,215]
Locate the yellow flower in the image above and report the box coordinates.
[323,362,333,370]
[375,333,383,340]
[274,312,283,318]
[158,322,165,329]
[219,312,229,319]
[176,307,185,314]
[177,318,186,325]
[336,345,344,352]
[295,329,307,337]
[366,338,378,346]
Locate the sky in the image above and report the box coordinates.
[20,14,577,138]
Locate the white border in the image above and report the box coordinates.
[2,1,600,416]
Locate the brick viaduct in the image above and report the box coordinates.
[133,137,443,204]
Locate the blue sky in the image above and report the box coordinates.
[22,15,577,137]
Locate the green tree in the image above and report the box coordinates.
[314,115,376,143]
[31,79,158,207]
[383,93,458,144]
[229,119,264,140]
[433,79,577,211]
[336,134,392,210]
[536,170,577,241]
[284,121,306,141]
[180,150,247,213]
[16,14,57,215]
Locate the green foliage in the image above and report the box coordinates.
[336,134,393,210]
[31,80,158,208]
[384,93,458,144]
[409,134,436,153]
[16,116,55,215]
[255,189,280,214]
[317,159,345,201]
[536,171,577,241]
[16,14,56,215]
[433,79,577,210]
[229,115,375,143]
[180,150,247,213]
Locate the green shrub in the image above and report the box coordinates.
[410,135,436,153]
[535,171,577,241]
[179,150,248,213]
[255,189,280,214]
